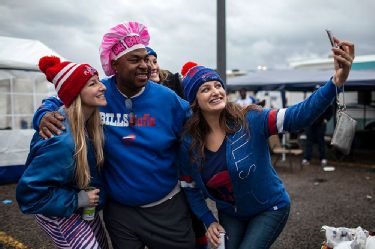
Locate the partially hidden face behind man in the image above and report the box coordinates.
[146,47,160,82]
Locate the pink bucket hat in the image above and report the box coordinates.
[99,21,150,76]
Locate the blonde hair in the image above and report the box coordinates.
[65,95,104,189]
[159,69,170,83]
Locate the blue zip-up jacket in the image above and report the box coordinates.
[17,109,106,217]
[179,79,338,227]
[32,77,190,206]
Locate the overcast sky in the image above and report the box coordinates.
[1,0,374,75]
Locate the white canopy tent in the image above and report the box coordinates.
[0,36,64,183]
[0,36,66,71]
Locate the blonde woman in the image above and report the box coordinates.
[16,56,109,249]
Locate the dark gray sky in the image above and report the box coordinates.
[1,0,374,75]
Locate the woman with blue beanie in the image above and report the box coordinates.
[178,37,354,249]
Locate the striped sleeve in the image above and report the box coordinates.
[180,175,196,188]
[267,108,287,135]
[178,138,218,227]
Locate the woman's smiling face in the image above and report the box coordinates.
[196,81,226,114]
[148,55,160,82]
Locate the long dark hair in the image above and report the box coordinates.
[159,69,185,98]
[183,100,261,167]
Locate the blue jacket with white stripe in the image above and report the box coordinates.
[179,79,338,227]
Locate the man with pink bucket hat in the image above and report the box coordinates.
[32,21,195,249]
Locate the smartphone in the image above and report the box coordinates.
[325,29,337,48]
[325,29,343,67]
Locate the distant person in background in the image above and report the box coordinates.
[302,85,334,167]
[146,46,208,249]
[235,87,257,107]
[16,56,109,249]
[20,119,28,129]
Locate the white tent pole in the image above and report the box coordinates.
[10,77,15,129]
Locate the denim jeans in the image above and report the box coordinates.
[219,205,290,249]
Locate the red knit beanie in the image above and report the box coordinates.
[38,56,98,107]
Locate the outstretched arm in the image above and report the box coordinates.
[264,38,354,136]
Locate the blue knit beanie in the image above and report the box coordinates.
[146,47,157,58]
[181,61,225,104]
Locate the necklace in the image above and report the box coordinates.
[115,84,146,126]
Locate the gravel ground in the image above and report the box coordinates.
[269,159,375,249]
[1,157,374,249]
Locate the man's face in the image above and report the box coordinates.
[240,89,247,99]
[112,48,150,91]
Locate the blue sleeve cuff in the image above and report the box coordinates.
[329,76,343,92]
[77,190,89,208]
[32,96,64,131]
[318,78,341,103]
[32,108,48,131]
[201,211,217,228]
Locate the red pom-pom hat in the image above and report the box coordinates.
[181,61,198,78]
[38,56,98,107]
